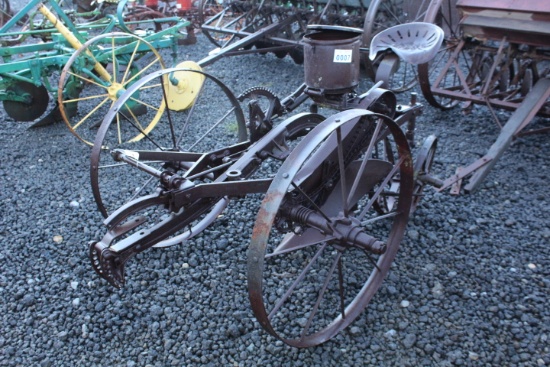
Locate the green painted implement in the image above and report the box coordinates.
[0,0,193,144]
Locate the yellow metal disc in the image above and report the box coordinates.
[165,61,205,111]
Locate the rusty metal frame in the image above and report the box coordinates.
[419,0,550,192]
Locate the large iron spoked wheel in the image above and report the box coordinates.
[90,66,247,247]
[363,0,434,92]
[58,32,166,145]
[248,109,413,347]
[417,0,471,109]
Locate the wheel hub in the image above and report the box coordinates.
[107,82,125,100]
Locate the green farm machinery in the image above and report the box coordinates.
[0,0,194,144]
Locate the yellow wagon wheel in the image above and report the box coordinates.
[58,32,166,146]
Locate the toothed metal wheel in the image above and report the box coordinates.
[238,86,284,142]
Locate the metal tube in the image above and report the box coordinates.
[37,4,111,82]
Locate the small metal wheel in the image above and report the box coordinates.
[116,0,188,37]
[199,0,248,48]
[90,65,247,247]
[3,81,49,122]
[58,32,166,145]
[237,86,284,142]
[363,0,435,92]
[248,109,413,347]
[417,0,470,109]
[116,0,169,34]
[200,0,308,56]
[412,134,437,211]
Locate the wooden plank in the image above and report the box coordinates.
[461,15,550,37]
[464,78,550,192]
[457,0,550,14]
[460,14,550,46]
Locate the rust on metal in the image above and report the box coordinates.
[419,0,550,192]
[85,23,445,347]
[457,0,550,46]
[303,26,363,94]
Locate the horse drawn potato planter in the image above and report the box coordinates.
[0,0,193,144]
[86,22,445,347]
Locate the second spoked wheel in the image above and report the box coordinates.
[199,0,251,49]
[90,65,247,246]
[248,109,414,347]
[58,32,166,145]
[417,0,469,109]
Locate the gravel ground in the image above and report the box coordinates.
[1,5,550,366]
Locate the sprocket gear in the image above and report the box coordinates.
[238,87,284,142]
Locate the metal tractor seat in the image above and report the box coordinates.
[369,22,444,65]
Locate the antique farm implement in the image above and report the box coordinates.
[418,0,550,192]
[198,0,444,92]
[87,23,444,346]
[0,0,193,144]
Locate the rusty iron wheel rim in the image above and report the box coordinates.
[248,109,414,347]
[89,67,246,239]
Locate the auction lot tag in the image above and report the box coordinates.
[333,49,352,63]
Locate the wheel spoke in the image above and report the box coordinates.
[67,70,108,89]
[267,231,335,257]
[268,243,328,321]
[72,97,111,131]
[290,181,332,223]
[128,96,162,112]
[123,54,163,87]
[347,119,383,208]
[336,127,349,216]
[358,155,405,220]
[59,32,167,145]
[189,107,237,151]
[63,93,109,104]
[300,251,342,339]
[121,40,141,85]
[111,36,117,84]
[177,81,207,147]
[337,256,346,319]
